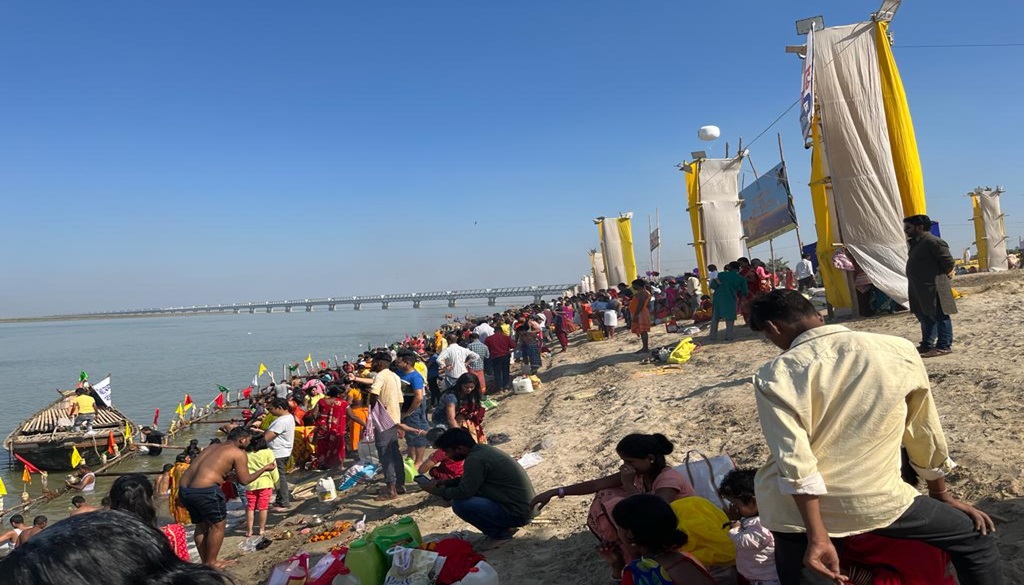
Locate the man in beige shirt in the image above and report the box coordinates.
[349,351,406,500]
[749,290,1000,585]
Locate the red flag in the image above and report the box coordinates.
[184,394,193,407]
[14,453,41,474]
[107,430,116,454]
[242,385,253,399]
[153,408,160,427]
[214,393,226,408]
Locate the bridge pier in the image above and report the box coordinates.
[533,294,543,304]
[487,297,497,307]
[354,303,362,311]
[266,307,272,314]
[249,308,256,314]
[233,308,239,314]
[285,306,292,313]
[448,299,457,308]
[382,302,390,310]
[306,305,313,312]
[328,304,336,311]
[413,300,421,309]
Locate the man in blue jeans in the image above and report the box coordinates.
[422,428,535,547]
[904,214,957,358]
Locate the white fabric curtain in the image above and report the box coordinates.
[814,22,909,306]
[600,220,628,286]
[592,250,609,290]
[978,189,1008,271]
[698,158,746,268]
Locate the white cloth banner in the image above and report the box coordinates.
[814,22,909,306]
[592,251,609,290]
[93,376,112,407]
[599,219,628,286]
[978,190,1008,271]
[698,158,746,269]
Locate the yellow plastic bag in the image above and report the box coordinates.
[666,337,697,365]
[670,496,736,567]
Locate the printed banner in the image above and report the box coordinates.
[799,26,815,146]
[92,376,112,407]
[740,162,798,248]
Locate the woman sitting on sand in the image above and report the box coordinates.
[600,494,716,585]
[531,433,695,564]
[432,372,487,444]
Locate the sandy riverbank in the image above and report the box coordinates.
[220,270,1024,584]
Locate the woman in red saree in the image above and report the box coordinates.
[310,387,350,469]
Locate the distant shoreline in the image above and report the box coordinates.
[0,312,228,324]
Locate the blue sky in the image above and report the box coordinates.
[1,1,1021,316]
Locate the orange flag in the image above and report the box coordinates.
[107,430,116,454]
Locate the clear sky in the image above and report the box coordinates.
[2,1,1021,317]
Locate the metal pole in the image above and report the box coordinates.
[778,132,805,252]
[648,213,655,275]
[656,208,662,275]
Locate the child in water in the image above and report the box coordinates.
[719,469,780,585]
[598,494,716,585]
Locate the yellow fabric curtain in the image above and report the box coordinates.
[875,20,926,217]
[616,217,638,283]
[971,195,988,270]
[810,119,852,308]
[685,163,710,296]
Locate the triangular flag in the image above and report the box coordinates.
[217,384,230,394]
[124,420,133,443]
[305,353,313,363]
[242,386,253,399]
[0,475,7,496]
[22,467,30,484]
[183,394,194,411]
[71,446,84,468]
[15,454,41,474]
[79,371,89,382]
[258,363,268,377]
[175,402,185,418]
[107,430,116,454]
[153,408,160,427]
[214,393,226,408]
[251,374,258,388]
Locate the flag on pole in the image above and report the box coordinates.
[79,371,89,383]
[251,373,258,388]
[153,408,160,427]
[15,454,41,474]
[175,402,185,418]
[258,363,268,377]
[214,393,226,408]
[242,385,253,399]
[71,446,84,468]
[107,430,116,454]
[217,384,230,394]
[124,420,133,443]
[305,353,313,364]
[92,376,112,407]
[183,394,194,411]
[0,476,7,496]
[22,468,30,484]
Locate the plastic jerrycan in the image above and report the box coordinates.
[345,539,386,585]
[456,561,499,584]
[371,517,422,553]
[331,566,361,585]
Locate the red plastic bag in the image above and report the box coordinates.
[307,549,347,585]
[268,553,309,585]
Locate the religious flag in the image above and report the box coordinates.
[183,394,194,411]
[217,384,230,394]
[107,430,116,454]
[79,371,89,383]
[214,393,226,408]
[153,408,160,427]
[175,402,185,418]
[288,364,299,372]
[0,476,7,496]
[22,468,30,484]
[92,376,112,407]
[305,353,313,364]
[251,374,258,388]
[71,446,84,468]
[258,363,268,377]
[242,385,253,399]
[124,420,133,443]
[15,454,41,474]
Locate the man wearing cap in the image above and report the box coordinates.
[904,215,957,357]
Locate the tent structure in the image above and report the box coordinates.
[683,156,746,295]
[970,187,1009,271]
[803,14,927,310]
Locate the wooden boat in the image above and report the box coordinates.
[4,390,139,471]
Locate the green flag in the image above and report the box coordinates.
[288,364,298,372]
[79,371,88,383]
[216,385,230,393]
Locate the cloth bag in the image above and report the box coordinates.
[384,546,445,585]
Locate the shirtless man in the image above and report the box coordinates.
[154,463,173,498]
[69,495,99,516]
[178,426,275,567]
[0,515,25,552]
[16,516,46,546]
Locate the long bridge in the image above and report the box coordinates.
[82,284,578,316]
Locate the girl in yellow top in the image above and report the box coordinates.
[245,433,280,536]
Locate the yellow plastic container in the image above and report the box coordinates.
[586,330,606,341]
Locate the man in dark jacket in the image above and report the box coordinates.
[904,215,957,357]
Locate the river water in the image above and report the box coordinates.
[0,301,501,520]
